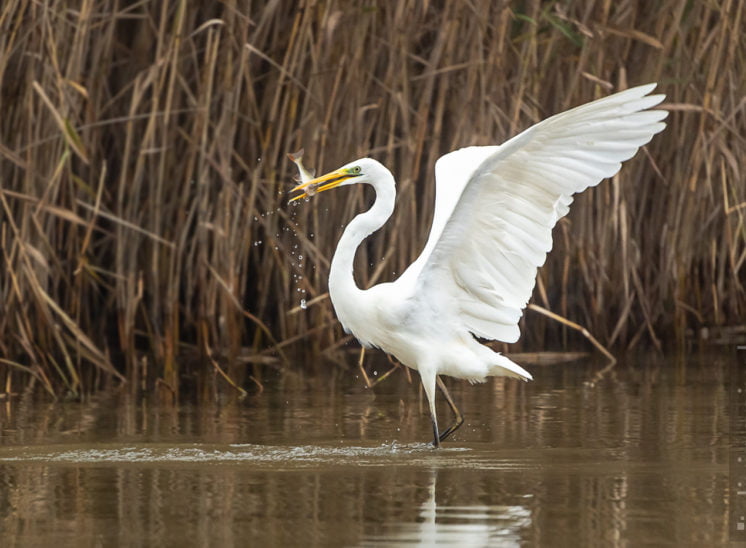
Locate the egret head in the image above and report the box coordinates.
[289,158,384,203]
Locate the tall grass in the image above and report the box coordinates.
[0,1,744,394]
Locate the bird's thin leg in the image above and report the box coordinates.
[420,370,440,448]
[436,376,464,443]
[430,409,440,448]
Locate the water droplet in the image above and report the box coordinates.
[300,299,307,310]
[298,255,303,260]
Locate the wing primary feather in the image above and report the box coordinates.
[402,84,666,344]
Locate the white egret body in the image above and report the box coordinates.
[290,84,667,446]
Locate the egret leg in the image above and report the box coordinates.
[430,411,440,448]
[436,377,464,443]
[419,369,440,448]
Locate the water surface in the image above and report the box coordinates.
[0,352,737,546]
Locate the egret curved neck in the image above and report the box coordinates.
[329,177,395,299]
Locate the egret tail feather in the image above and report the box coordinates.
[490,354,532,381]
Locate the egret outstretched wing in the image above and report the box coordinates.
[407,84,667,343]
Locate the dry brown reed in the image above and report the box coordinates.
[0,1,744,394]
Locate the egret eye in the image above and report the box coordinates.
[350,166,362,174]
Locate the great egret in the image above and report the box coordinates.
[289,84,667,447]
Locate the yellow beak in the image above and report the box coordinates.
[288,168,358,203]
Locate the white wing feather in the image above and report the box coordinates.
[401,84,667,343]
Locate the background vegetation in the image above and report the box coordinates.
[0,1,743,395]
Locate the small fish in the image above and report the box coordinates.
[287,148,316,184]
[287,148,320,202]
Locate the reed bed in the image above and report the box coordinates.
[0,1,743,395]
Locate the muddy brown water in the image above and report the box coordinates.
[0,352,740,546]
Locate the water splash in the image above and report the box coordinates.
[0,442,470,468]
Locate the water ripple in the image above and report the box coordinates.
[0,442,482,468]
